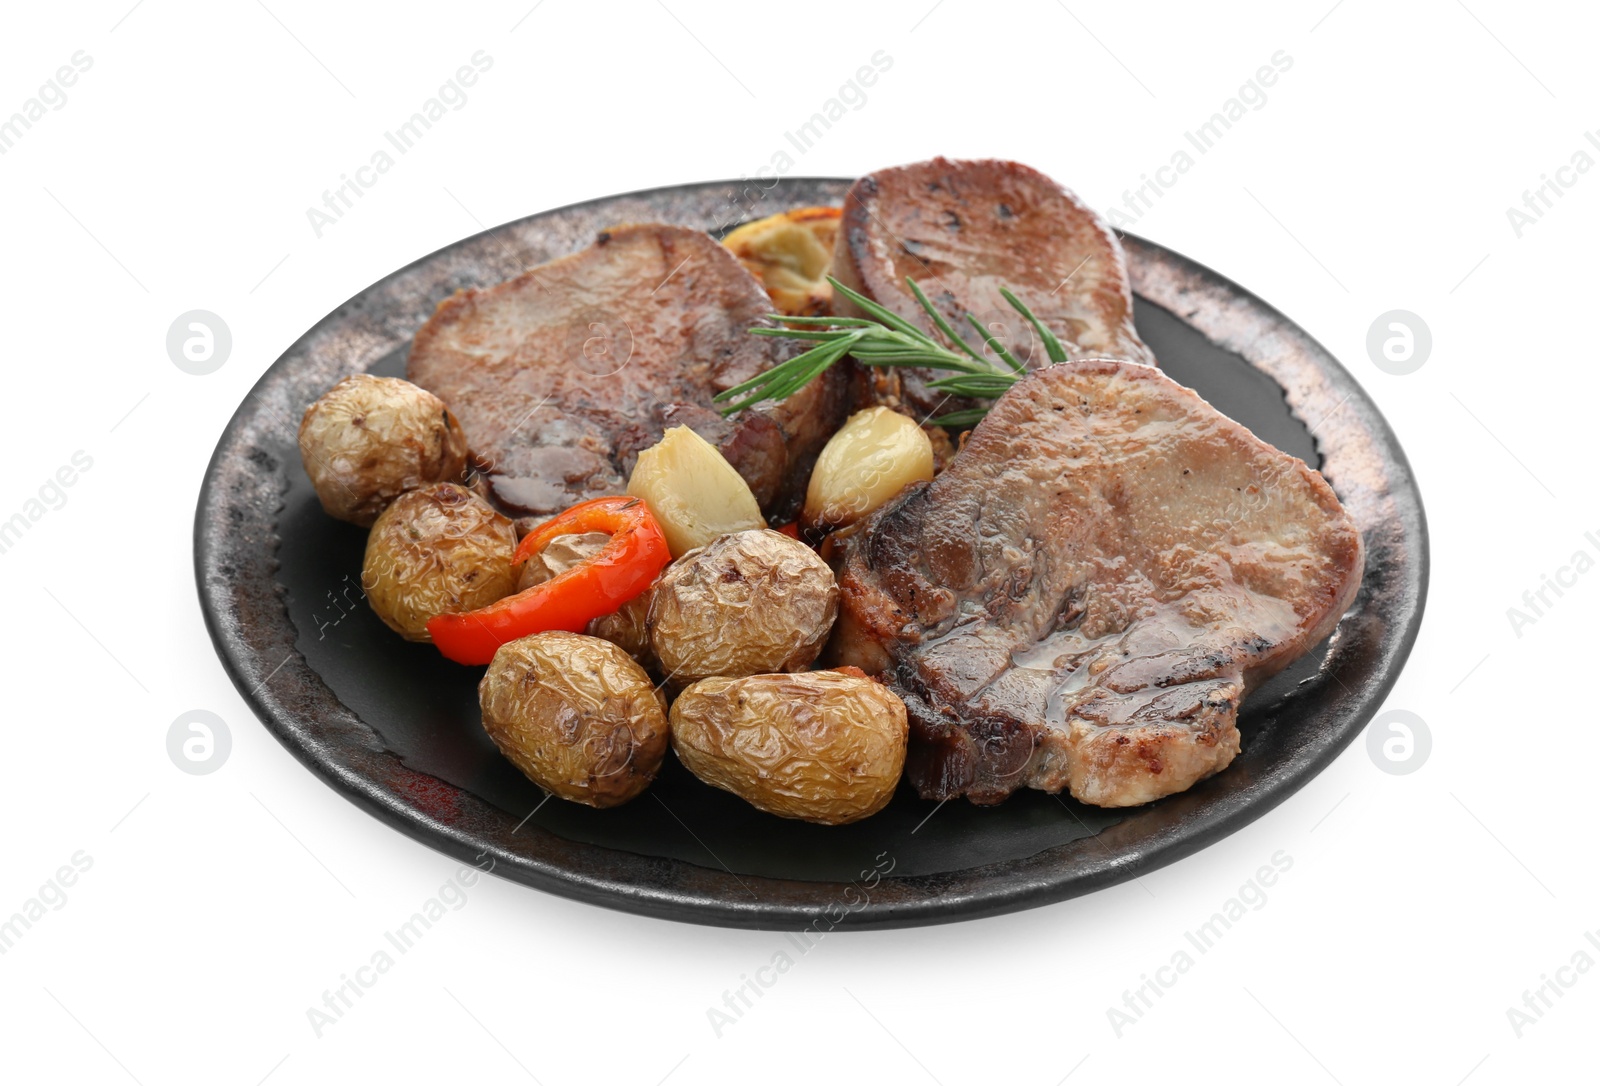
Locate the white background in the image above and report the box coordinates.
[1,0,1593,1082]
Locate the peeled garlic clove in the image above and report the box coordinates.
[803,407,934,533]
[627,425,765,558]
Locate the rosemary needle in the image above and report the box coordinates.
[716,276,1056,424]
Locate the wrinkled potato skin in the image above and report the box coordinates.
[516,531,655,664]
[649,530,838,683]
[362,483,516,641]
[299,374,469,526]
[670,671,908,824]
[589,594,653,666]
[516,531,610,590]
[480,632,668,807]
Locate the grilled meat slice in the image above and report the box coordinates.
[407,222,848,526]
[832,157,1155,420]
[832,359,1363,807]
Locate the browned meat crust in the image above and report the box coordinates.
[407,223,848,527]
[832,359,1363,807]
[832,157,1155,421]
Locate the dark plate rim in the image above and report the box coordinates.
[194,175,1429,930]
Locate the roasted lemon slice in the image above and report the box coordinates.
[723,206,841,316]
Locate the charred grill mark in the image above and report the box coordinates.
[834,354,1361,808]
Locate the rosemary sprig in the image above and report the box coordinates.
[715,276,1059,424]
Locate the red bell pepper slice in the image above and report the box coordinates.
[426,496,670,665]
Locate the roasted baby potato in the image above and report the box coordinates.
[517,530,654,663]
[516,530,611,590]
[723,207,842,316]
[627,425,765,558]
[803,407,934,534]
[670,670,908,824]
[299,374,469,526]
[649,530,838,683]
[479,631,668,807]
[362,482,517,641]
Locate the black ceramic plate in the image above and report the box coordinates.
[195,177,1427,929]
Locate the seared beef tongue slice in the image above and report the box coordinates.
[407,222,846,527]
[833,359,1363,807]
[832,157,1155,420]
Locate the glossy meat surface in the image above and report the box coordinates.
[408,223,848,526]
[833,359,1363,807]
[832,157,1154,419]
